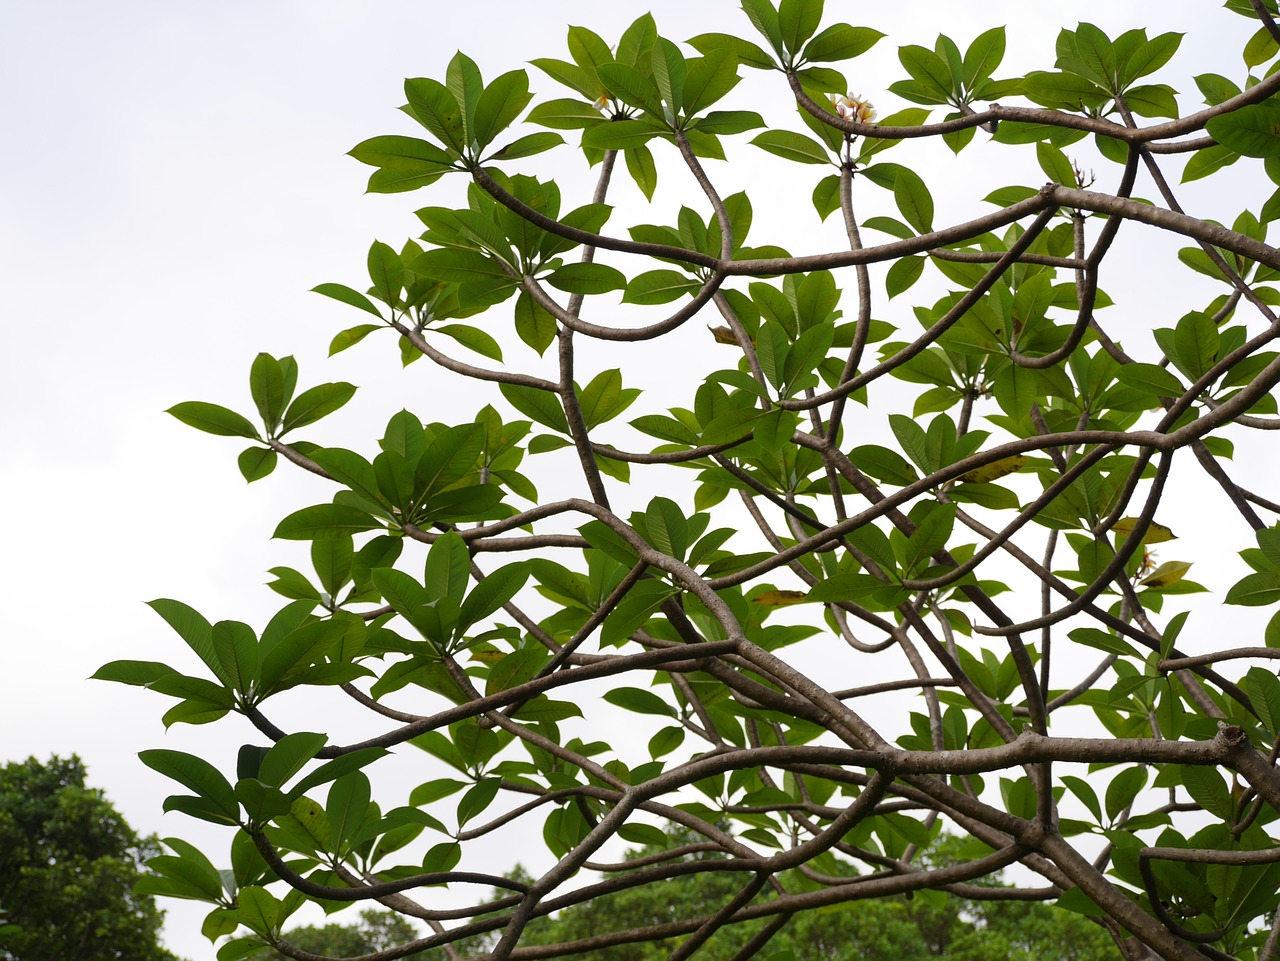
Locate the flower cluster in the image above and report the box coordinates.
[832,93,876,124]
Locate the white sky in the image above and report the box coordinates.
[0,2,1271,958]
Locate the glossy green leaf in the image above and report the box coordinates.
[802,24,884,64]
[168,402,260,440]
[751,129,832,164]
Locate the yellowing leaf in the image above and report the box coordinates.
[709,324,741,345]
[752,589,810,607]
[1112,518,1176,544]
[957,454,1029,484]
[1139,560,1192,588]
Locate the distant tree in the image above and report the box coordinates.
[503,831,1117,961]
[0,755,181,961]
[259,909,432,960]
[260,833,1115,961]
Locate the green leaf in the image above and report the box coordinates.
[405,76,466,152]
[617,17,658,70]
[281,383,357,433]
[893,167,934,233]
[226,886,282,938]
[486,646,551,695]
[348,134,456,170]
[1103,765,1146,822]
[211,620,258,693]
[566,24,613,81]
[457,779,502,828]
[1123,84,1178,119]
[885,256,924,299]
[1036,142,1077,186]
[802,24,884,64]
[531,58,599,101]
[513,290,558,356]
[1181,766,1233,820]
[740,0,785,59]
[1061,775,1103,821]
[168,402,260,440]
[1070,22,1117,90]
[1023,71,1107,111]
[1181,144,1240,184]
[899,44,954,101]
[145,844,225,903]
[624,269,698,305]
[458,563,529,634]
[237,446,276,483]
[290,748,389,799]
[527,98,605,130]
[473,70,532,150]
[437,324,503,361]
[651,37,688,116]
[546,261,627,295]
[642,496,690,560]
[312,283,385,319]
[259,620,346,694]
[489,132,565,161]
[414,247,510,283]
[274,504,381,541]
[582,118,664,151]
[312,536,354,597]
[1115,363,1184,398]
[1207,101,1280,159]
[1244,23,1280,69]
[445,51,484,148]
[218,938,270,961]
[778,0,823,56]
[810,174,841,221]
[249,354,286,431]
[139,750,238,825]
[1119,31,1181,85]
[751,129,832,164]
[425,531,471,604]
[415,423,485,496]
[602,580,677,645]
[618,822,670,846]
[258,732,328,788]
[1226,571,1280,606]
[625,145,658,201]
[683,51,740,117]
[595,64,664,116]
[309,448,380,502]
[687,32,776,70]
[1070,627,1138,658]
[366,241,404,307]
[1171,310,1219,380]
[604,686,677,717]
[326,771,371,852]
[500,383,569,433]
[147,599,227,684]
[963,27,1006,88]
[92,659,180,687]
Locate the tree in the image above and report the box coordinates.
[0,755,182,961]
[499,830,1119,961]
[96,1,1280,959]
[268,831,1116,961]
[257,910,432,961]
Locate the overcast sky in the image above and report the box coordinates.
[0,2,1268,958]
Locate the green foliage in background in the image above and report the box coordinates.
[0,756,181,961]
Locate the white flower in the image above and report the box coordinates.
[832,93,876,124]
